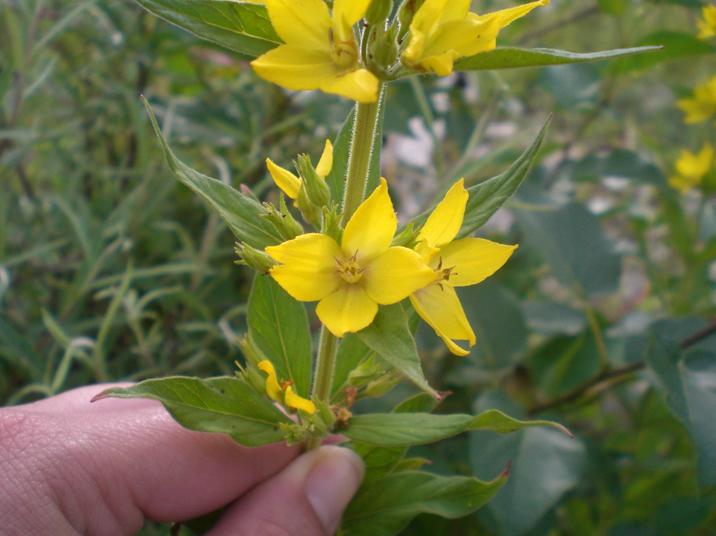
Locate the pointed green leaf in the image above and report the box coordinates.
[341,471,507,536]
[455,46,661,71]
[610,31,716,73]
[94,376,291,447]
[136,0,280,58]
[344,410,570,447]
[407,118,548,237]
[356,304,438,398]
[459,118,549,236]
[143,98,283,249]
[248,275,312,397]
[331,334,373,398]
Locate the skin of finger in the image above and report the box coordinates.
[19,383,152,414]
[208,446,364,536]
[0,386,299,534]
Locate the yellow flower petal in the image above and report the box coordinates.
[418,178,469,249]
[410,284,475,356]
[363,246,437,305]
[698,5,716,39]
[438,237,517,287]
[266,158,301,199]
[320,68,380,103]
[317,285,378,337]
[266,233,342,301]
[265,0,331,49]
[463,0,549,57]
[332,0,372,42]
[251,45,339,91]
[284,385,317,414]
[316,139,334,178]
[669,174,697,194]
[342,178,397,262]
[258,360,282,401]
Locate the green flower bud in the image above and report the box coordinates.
[366,0,393,25]
[296,154,331,208]
[235,242,276,274]
[263,197,304,239]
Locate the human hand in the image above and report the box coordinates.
[0,384,364,535]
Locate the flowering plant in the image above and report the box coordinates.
[93,0,657,532]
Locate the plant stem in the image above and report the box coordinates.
[312,327,339,402]
[340,83,384,226]
[308,88,386,449]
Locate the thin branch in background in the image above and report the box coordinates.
[529,318,716,415]
[517,5,601,45]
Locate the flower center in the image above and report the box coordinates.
[329,29,358,69]
[336,254,364,284]
[435,257,456,282]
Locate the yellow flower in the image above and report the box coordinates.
[402,0,549,76]
[258,359,317,414]
[677,76,716,124]
[266,139,333,200]
[266,179,436,337]
[698,5,716,39]
[409,179,517,356]
[251,0,379,103]
[669,144,714,193]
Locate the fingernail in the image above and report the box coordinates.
[305,446,364,533]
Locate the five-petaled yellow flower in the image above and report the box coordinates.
[258,359,316,414]
[698,5,716,40]
[669,144,714,193]
[409,179,517,356]
[251,0,379,103]
[677,76,716,124]
[266,179,436,337]
[402,0,549,76]
[266,139,333,201]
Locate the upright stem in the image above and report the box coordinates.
[309,86,385,430]
[312,326,339,402]
[341,84,384,225]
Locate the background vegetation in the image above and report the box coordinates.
[1,0,715,534]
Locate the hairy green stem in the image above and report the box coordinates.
[308,88,386,449]
[340,84,385,225]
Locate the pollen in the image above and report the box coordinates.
[336,254,364,284]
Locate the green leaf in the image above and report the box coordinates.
[94,376,291,447]
[356,303,438,398]
[645,319,716,485]
[458,118,549,237]
[515,202,621,297]
[470,392,586,536]
[342,470,506,536]
[143,97,283,249]
[331,334,372,398]
[610,31,716,73]
[325,100,385,205]
[247,275,312,397]
[570,148,666,186]
[136,0,280,58]
[344,410,570,448]
[455,46,661,71]
[461,282,528,367]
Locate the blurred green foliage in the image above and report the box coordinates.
[1,0,715,534]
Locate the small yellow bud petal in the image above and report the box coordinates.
[266,158,302,199]
[258,360,283,402]
[284,385,317,414]
[316,139,334,178]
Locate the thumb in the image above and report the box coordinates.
[209,446,364,536]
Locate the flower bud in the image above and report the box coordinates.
[366,0,393,25]
[296,154,331,208]
[263,197,304,239]
[235,242,276,274]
